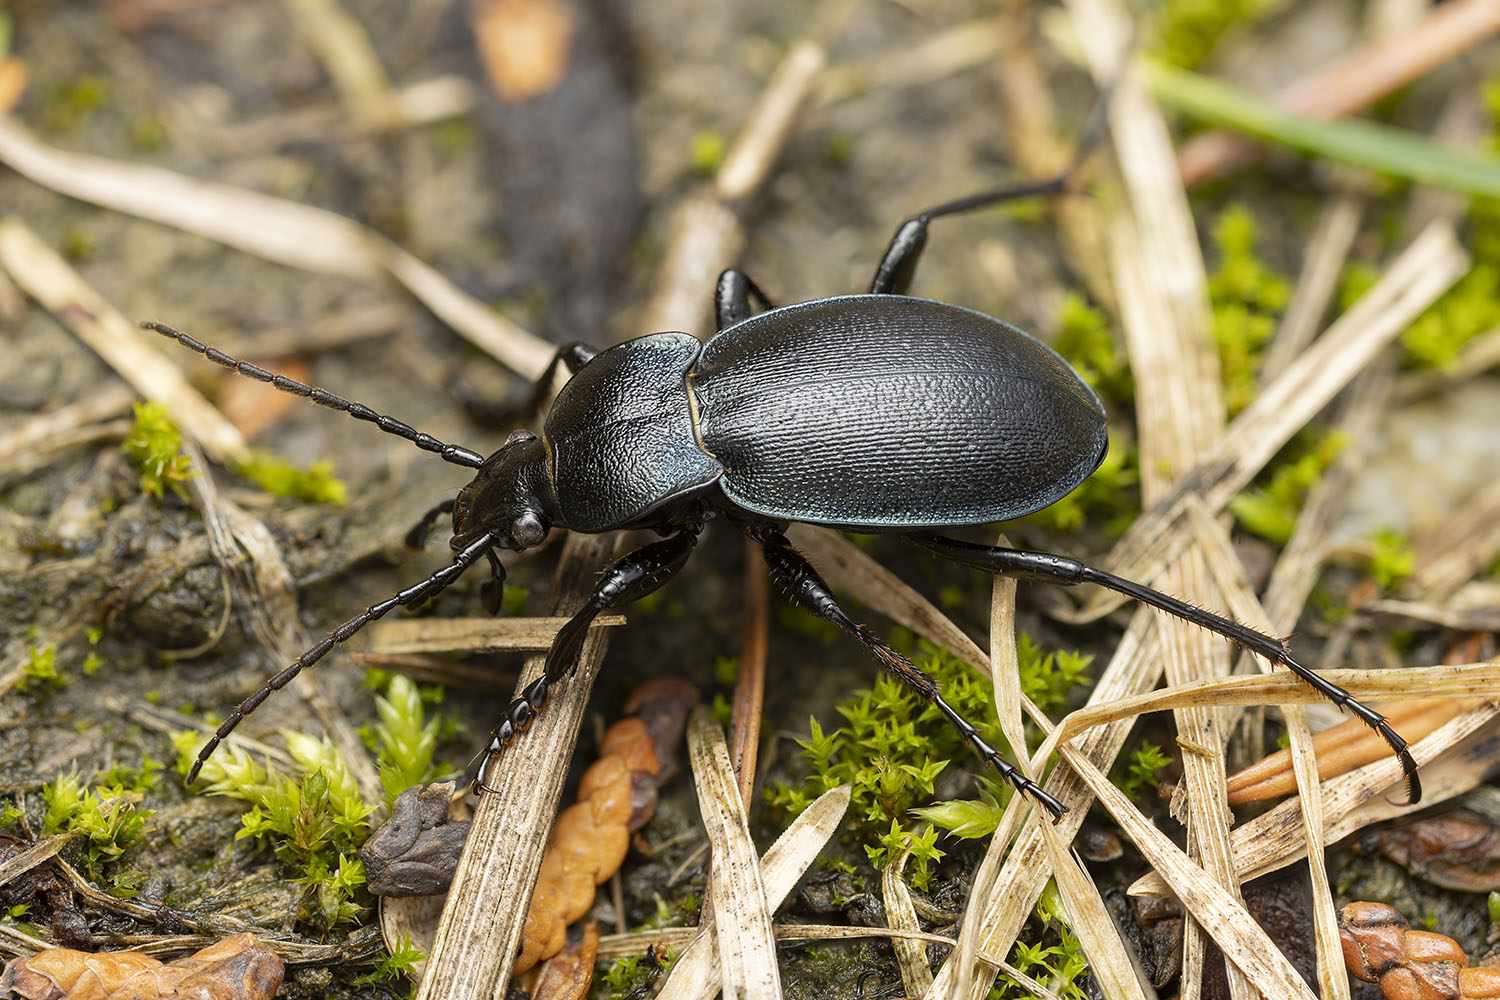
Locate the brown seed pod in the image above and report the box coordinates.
[515,677,696,974]
[1340,901,1479,1000]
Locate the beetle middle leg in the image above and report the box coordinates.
[456,341,598,427]
[715,269,777,330]
[473,526,701,793]
[751,525,1068,819]
[910,532,1422,804]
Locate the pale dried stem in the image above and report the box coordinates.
[209,76,475,156]
[363,616,625,655]
[281,0,394,129]
[415,532,619,1000]
[0,118,553,379]
[1077,222,1469,622]
[1183,503,1346,1000]
[0,218,247,464]
[1408,477,1500,602]
[1178,0,1500,185]
[183,440,383,805]
[730,540,768,806]
[0,383,136,474]
[1131,697,1500,896]
[1062,747,1319,999]
[686,709,781,1000]
[639,41,825,337]
[1260,190,1365,384]
[655,784,849,1000]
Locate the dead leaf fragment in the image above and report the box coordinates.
[472,0,573,102]
[0,58,28,114]
[0,932,283,1000]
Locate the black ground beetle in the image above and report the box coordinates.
[146,169,1419,820]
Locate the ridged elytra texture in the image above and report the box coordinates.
[540,295,1108,532]
[693,295,1108,528]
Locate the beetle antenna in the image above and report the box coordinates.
[186,532,498,783]
[143,322,485,470]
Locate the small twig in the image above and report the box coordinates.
[729,540,768,806]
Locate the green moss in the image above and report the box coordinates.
[689,129,726,177]
[1208,206,1289,416]
[123,402,194,501]
[44,75,111,132]
[351,932,426,989]
[365,673,443,806]
[41,771,154,882]
[1228,430,1347,545]
[1399,258,1500,369]
[1113,740,1172,804]
[766,639,1091,890]
[176,730,373,927]
[1053,292,1132,408]
[1369,527,1415,592]
[232,449,347,504]
[19,644,61,692]
[992,884,1090,1000]
[1154,0,1280,69]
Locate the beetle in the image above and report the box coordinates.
[146,168,1419,820]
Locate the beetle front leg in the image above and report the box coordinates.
[910,532,1422,805]
[753,526,1067,820]
[473,527,700,793]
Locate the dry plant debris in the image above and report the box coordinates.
[0,933,283,1000]
[1342,901,1500,1000]
[514,678,695,973]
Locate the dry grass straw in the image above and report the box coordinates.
[414,532,619,1000]
[655,784,849,1000]
[0,382,136,479]
[363,616,626,655]
[1065,0,1252,994]
[1073,218,1467,626]
[639,40,825,337]
[1259,189,1366,383]
[685,709,781,1000]
[1177,0,1500,185]
[0,117,553,379]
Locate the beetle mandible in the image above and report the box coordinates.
[147,162,1420,820]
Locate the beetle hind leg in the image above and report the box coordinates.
[911,532,1422,805]
[753,526,1066,819]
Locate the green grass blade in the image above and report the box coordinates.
[1146,59,1500,197]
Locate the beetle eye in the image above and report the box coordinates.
[503,429,537,448]
[510,511,546,548]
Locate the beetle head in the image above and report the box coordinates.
[451,430,561,551]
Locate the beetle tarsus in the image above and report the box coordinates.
[911,531,1422,805]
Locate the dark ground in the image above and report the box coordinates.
[1,0,1497,997]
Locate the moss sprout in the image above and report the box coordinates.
[123,401,194,501]
[232,449,347,505]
